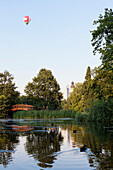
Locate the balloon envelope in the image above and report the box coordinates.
[23,16,31,25]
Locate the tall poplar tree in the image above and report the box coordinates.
[85,66,91,81]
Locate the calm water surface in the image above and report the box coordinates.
[0,118,113,170]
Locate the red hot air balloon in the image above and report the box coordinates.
[23,16,31,25]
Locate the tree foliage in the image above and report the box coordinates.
[0,70,20,117]
[85,66,91,81]
[69,83,84,111]
[91,66,113,99]
[63,9,113,115]
[0,95,9,117]
[91,8,113,71]
[87,99,113,122]
[65,65,113,113]
[24,68,63,110]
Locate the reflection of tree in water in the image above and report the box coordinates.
[25,128,63,168]
[0,130,19,168]
[85,123,113,169]
[69,122,113,169]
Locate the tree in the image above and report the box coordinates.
[24,68,63,110]
[91,8,113,71]
[85,66,91,81]
[67,83,84,112]
[91,66,113,99]
[82,66,94,109]
[61,99,68,110]
[0,70,20,117]
[18,95,32,105]
[0,95,9,117]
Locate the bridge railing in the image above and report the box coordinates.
[10,104,34,111]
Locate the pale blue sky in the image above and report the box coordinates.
[0,0,113,94]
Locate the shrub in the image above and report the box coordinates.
[87,99,113,123]
[75,112,87,122]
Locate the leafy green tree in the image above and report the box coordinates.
[92,66,113,99]
[62,9,113,114]
[65,66,93,111]
[67,83,84,112]
[24,68,63,110]
[0,95,9,117]
[91,8,113,71]
[0,70,20,117]
[90,8,113,105]
[61,99,68,110]
[18,95,32,105]
[87,99,113,123]
[82,66,96,109]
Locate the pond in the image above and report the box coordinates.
[0,118,113,170]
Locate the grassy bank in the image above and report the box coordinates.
[13,99,113,124]
[13,110,77,119]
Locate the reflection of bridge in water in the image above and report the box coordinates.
[10,104,34,111]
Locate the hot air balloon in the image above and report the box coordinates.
[23,16,31,25]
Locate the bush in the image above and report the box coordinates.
[75,112,87,122]
[87,99,113,123]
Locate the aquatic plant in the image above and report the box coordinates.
[13,110,77,119]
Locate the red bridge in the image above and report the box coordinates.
[10,104,34,111]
